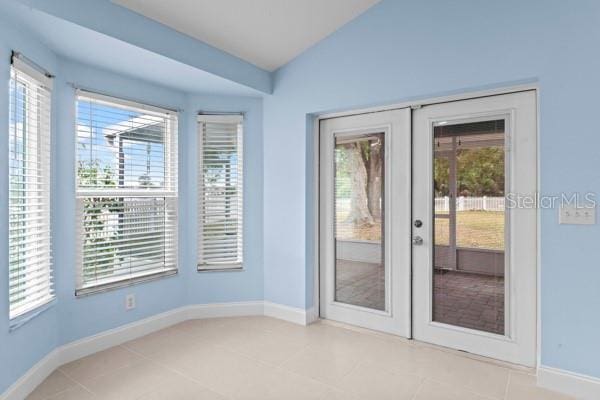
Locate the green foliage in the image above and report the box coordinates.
[78,161,120,281]
[435,147,504,197]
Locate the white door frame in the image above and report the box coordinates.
[312,83,540,368]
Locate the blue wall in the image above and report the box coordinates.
[0,13,264,394]
[263,0,600,379]
[53,60,188,345]
[184,94,264,305]
[3,0,600,393]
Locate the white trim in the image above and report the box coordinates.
[76,88,176,116]
[12,55,53,90]
[313,83,539,326]
[186,301,263,320]
[313,84,540,355]
[306,307,319,324]
[318,82,538,120]
[57,306,190,366]
[0,301,304,400]
[312,115,321,323]
[0,348,61,400]
[538,366,600,400]
[535,89,542,371]
[197,114,243,123]
[264,301,311,325]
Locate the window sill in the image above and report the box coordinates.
[75,269,178,297]
[197,264,244,273]
[9,297,56,332]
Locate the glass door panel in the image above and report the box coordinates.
[319,108,411,337]
[432,119,506,335]
[334,133,385,310]
[412,91,537,366]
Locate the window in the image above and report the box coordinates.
[197,115,243,270]
[8,55,54,319]
[75,91,178,295]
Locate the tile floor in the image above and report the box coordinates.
[27,317,572,400]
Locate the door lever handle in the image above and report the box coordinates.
[412,236,424,245]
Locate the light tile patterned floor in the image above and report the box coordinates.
[27,317,572,400]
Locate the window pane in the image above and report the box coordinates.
[8,65,54,319]
[198,116,243,269]
[334,133,385,311]
[75,93,178,294]
[432,119,506,335]
[79,197,177,289]
[77,98,176,190]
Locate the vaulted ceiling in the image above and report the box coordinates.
[112,0,381,71]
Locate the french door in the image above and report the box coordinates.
[319,90,537,366]
[412,91,537,366]
[319,109,411,336]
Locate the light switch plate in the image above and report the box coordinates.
[559,205,595,225]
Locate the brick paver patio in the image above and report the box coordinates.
[433,269,504,335]
[335,260,504,334]
[335,260,385,311]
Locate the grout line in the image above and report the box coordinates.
[326,317,531,373]
[38,382,94,400]
[409,377,427,400]
[504,369,512,400]
[122,339,236,399]
[338,359,363,380]
[270,358,360,399]
[273,343,310,367]
[58,345,158,398]
[38,317,529,400]
[424,377,500,400]
[35,370,85,400]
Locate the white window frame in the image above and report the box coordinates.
[8,54,55,321]
[75,90,179,296]
[197,114,244,271]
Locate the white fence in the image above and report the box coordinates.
[337,196,505,213]
[435,196,504,212]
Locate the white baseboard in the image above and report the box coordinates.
[0,300,300,400]
[0,348,61,400]
[58,306,189,367]
[306,307,319,324]
[186,301,264,320]
[538,365,600,400]
[264,301,310,325]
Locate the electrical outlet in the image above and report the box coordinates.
[125,294,136,310]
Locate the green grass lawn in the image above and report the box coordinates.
[336,209,504,250]
[436,211,504,250]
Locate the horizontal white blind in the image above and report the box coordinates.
[198,115,243,269]
[9,62,54,319]
[76,92,178,294]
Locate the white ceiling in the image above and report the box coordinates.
[0,0,263,96]
[112,0,381,71]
